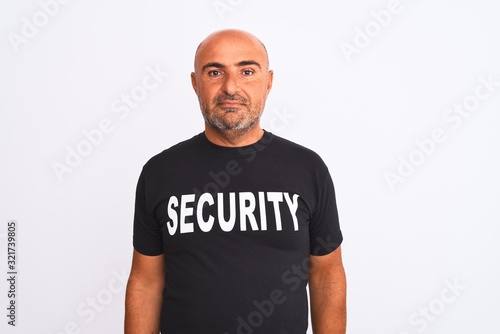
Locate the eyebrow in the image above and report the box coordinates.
[201,60,262,72]
[236,60,262,69]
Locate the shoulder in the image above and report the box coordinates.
[268,133,326,165]
[142,134,201,170]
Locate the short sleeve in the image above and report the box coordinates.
[308,163,343,256]
[132,168,164,256]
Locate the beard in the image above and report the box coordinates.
[200,93,264,138]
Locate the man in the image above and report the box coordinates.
[125,29,346,334]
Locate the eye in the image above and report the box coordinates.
[209,70,222,77]
[242,69,254,76]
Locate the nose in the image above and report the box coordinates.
[221,71,239,95]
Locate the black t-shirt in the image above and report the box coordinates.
[133,131,342,334]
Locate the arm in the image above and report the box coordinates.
[309,246,347,334]
[125,250,165,334]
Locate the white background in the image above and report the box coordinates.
[1,0,499,333]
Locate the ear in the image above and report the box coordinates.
[191,72,199,95]
[265,70,274,97]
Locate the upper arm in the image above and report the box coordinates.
[128,249,165,287]
[125,250,165,333]
[308,247,347,333]
[309,246,345,278]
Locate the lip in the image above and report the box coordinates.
[218,101,242,107]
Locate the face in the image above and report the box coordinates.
[191,31,273,139]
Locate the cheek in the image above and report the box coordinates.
[249,87,268,102]
[199,85,219,99]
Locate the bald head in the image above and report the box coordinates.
[194,29,269,72]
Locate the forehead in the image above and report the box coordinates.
[195,33,267,69]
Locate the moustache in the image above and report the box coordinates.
[214,93,249,105]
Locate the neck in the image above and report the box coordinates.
[204,124,264,147]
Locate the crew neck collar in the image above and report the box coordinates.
[197,130,274,156]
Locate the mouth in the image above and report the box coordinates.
[218,101,244,108]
